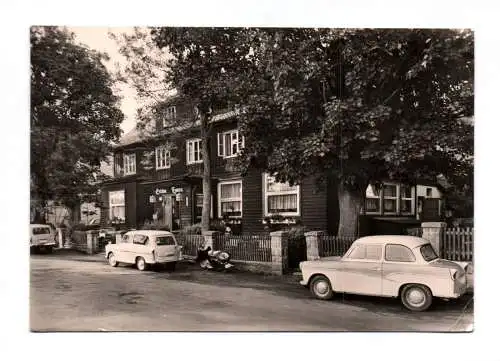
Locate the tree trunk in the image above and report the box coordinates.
[337,182,364,237]
[200,116,212,232]
[66,202,81,226]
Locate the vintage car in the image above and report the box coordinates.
[30,224,57,253]
[105,230,183,271]
[299,235,472,311]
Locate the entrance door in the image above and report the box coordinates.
[164,195,174,230]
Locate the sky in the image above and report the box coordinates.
[69,27,138,135]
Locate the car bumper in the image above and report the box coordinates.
[153,257,180,264]
[31,242,56,247]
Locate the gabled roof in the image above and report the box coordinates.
[116,127,143,148]
[113,109,241,150]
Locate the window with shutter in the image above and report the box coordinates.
[218,130,244,158]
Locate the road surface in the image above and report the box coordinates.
[30,250,473,332]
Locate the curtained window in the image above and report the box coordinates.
[218,181,242,217]
[263,174,300,216]
[109,190,125,224]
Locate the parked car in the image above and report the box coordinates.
[299,235,471,311]
[30,224,57,253]
[105,230,183,271]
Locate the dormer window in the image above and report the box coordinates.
[123,153,136,175]
[162,106,177,128]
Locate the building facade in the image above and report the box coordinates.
[100,96,442,235]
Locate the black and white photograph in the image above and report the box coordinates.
[28,25,475,333]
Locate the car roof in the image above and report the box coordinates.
[127,230,175,237]
[353,235,429,248]
[30,224,51,228]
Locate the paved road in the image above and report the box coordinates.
[30,250,473,332]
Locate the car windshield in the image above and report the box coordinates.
[32,227,51,235]
[420,244,438,262]
[156,236,176,246]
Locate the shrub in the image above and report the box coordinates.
[210,219,226,233]
[140,220,171,231]
[287,226,306,242]
[179,223,202,235]
[287,226,307,269]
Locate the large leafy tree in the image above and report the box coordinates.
[114,27,251,231]
[233,28,473,236]
[31,26,123,223]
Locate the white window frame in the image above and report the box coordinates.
[123,153,136,175]
[364,183,415,216]
[399,185,415,215]
[262,173,300,217]
[186,138,203,165]
[382,183,398,215]
[365,184,382,214]
[109,190,125,224]
[155,146,171,170]
[217,129,245,158]
[162,106,177,128]
[218,180,243,218]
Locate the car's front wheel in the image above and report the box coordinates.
[401,284,433,312]
[136,257,147,271]
[108,252,118,267]
[310,275,334,300]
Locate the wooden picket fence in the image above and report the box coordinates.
[175,234,205,258]
[214,233,272,262]
[441,227,474,262]
[318,234,357,257]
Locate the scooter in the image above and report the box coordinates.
[196,243,234,271]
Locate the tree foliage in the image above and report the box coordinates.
[114,27,252,230]
[232,28,474,235]
[31,26,123,221]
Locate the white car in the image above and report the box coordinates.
[105,230,183,271]
[30,224,57,253]
[299,235,472,311]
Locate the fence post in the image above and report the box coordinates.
[421,222,447,257]
[305,231,323,260]
[86,230,94,255]
[270,231,288,275]
[202,231,219,249]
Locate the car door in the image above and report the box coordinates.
[381,243,420,297]
[339,243,383,296]
[115,233,132,263]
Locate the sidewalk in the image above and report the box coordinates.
[45,248,303,285]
